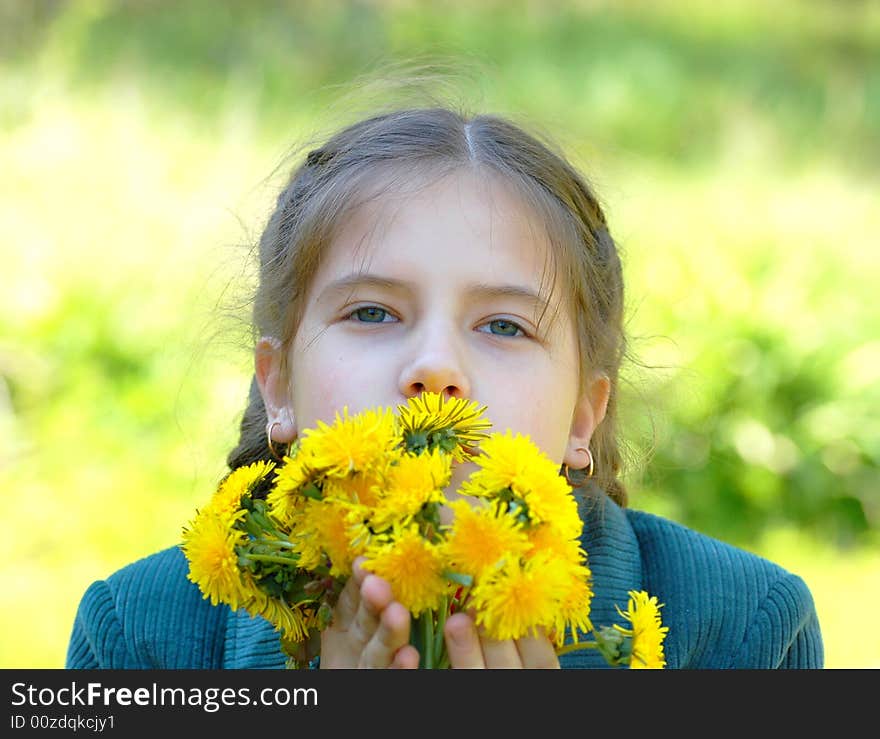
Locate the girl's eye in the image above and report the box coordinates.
[479,319,526,337]
[350,306,394,323]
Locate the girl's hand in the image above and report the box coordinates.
[319,557,420,669]
[443,612,560,669]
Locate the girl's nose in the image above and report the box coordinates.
[398,327,471,400]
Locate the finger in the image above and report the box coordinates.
[360,601,411,668]
[319,575,365,668]
[351,556,369,587]
[350,574,393,646]
[515,628,560,669]
[330,574,362,630]
[333,557,382,629]
[360,573,395,618]
[471,616,523,668]
[479,631,523,668]
[390,644,420,670]
[444,612,485,669]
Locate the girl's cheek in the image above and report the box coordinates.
[312,365,381,421]
[315,369,346,415]
[291,357,341,423]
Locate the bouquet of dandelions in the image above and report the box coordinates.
[182,391,668,669]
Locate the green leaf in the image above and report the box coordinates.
[442,570,473,587]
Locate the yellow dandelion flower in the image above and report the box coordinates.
[362,525,450,616]
[526,522,586,568]
[614,590,669,669]
[521,468,582,538]
[300,406,399,478]
[293,498,359,577]
[323,468,385,508]
[274,440,320,491]
[268,454,314,529]
[522,525,592,645]
[460,431,582,537]
[209,461,276,518]
[459,431,551,496]
[470,553,564,641]
[244,588,312,644]
[370,449,451,530]
[343,504,377,559]
[397,391,491,459]
[548,561,594,647]
[181,511,250,610]
[236,570,271,610]
[443,499,529,581]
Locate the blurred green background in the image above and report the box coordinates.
[1,0,878,668]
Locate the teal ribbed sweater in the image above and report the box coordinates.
[66,496,824,669]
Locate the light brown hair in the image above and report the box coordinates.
[227,106,628,506]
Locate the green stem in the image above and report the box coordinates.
[242,553,298,566]
[409,615,423,664]
[422,612,434,669]
[254,538,296,549]
[433,596,448,667]
[555,640,600,657]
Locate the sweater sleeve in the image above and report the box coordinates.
[66,579,146,669]
[627,509,825,669]
[65,546,229,669]
[735,570,824,668]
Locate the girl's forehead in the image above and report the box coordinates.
[327,170,555,274]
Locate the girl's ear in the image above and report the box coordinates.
[563,372,611,469]
[254,336,297,443]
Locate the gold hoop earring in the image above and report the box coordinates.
[266,420,286,461]
[562,447,595,486]
[582,447,595,478]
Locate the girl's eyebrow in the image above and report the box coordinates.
[318,273,410,302]
[319,273,550,313]
[466,282,551,315]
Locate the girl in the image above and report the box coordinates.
[66,106,823,669]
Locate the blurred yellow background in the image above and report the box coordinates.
[1,0,878,668]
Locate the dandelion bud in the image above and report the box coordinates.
[593,625,631,667]
[316,601,334,629]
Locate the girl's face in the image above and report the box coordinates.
[259,169,607,489]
